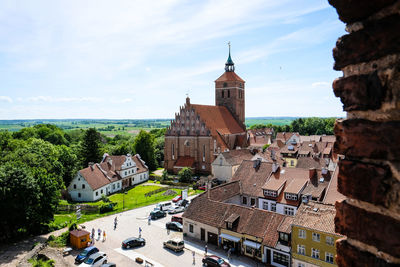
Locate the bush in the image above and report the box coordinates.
[101,194,110,203]
[159,181,191,187]
[48,230,69,247]
[178,167,192,183]
[99,202,116,213]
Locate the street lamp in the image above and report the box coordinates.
[122,190,127,210]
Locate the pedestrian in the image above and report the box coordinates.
[204,244,208,255]
[139,227,142,238]
[227,247,231,260]
[148,215,151,225]
[114,216,118,230]
[192,251,196,265]
[97,228,101,240]
[91,228,95,240]
[103,230,106,242]
[167,228,170,235]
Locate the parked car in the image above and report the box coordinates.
[79,252,107,267]
[180,199,190,207]
[198,185,206,190]
[155,202,172,211]
[172,195,182,203]
[202,255,230,267]
[167,206,185,214]
[163,238,185,252]
[100,263,116,267]
[171,214,183,224]
[75,246,99,264]
[121,237,146,249]
[166,221,183,232]
[150,210,167,219]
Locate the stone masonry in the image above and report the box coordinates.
[328,0,400,266]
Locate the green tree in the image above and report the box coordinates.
[133,130,156,170]
[178,167,192,183]
[153,137,165,168]
[161,170,169,181]
[80,128,102,167]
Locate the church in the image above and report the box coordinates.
[164,47,248,174]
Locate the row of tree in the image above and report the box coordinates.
[0,125,165,242]
[249,117,337,136]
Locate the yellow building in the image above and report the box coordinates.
[291,201,343,267]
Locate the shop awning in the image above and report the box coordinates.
[220,233,241,242]
[243,239,261,249]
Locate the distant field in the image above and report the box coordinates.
[0,117,294,136]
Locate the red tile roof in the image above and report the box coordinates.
[220,149,254,166]
[174,156,195,168]
[215,71,245,82]
[323,166,346,205]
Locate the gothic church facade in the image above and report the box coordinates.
[164,48,248,174]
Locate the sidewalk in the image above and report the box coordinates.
[183,236,264,267]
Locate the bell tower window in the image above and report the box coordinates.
[222,90,224,98]
[228,90,230,98]
[223,82,227,88]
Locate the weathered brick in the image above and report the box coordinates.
[333,72,385,111]
[334,119,400,161]
[335,200,400,257]
[333,14,400,70]
[338,160,400,211]
[336,238,398,267]
[328,0,396,24]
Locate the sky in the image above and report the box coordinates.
[0,0,347,120]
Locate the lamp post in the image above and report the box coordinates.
[122,190,127,210]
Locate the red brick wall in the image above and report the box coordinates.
[328,0,400,265]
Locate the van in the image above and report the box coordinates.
[171,214,183,224]
[155,202,172,211]
[163,238,184,252]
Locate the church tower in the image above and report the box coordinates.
[215,43,245,128]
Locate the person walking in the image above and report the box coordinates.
[114,216,118,230]
[148,215,151,225]
[167,228,170,235]
[227,247,231,261]
[139,227,142,238]
[103,230,106,242]
[91,228,95,241]
[192,250,196,265]
[204,244,208,255]
[97,228,101,241]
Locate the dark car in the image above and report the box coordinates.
[121,237,146,249]
[100,263,116,267]
[166,221,183,232]
[202,255,231,267]
[75,246,99,264]
[150,210,166,219]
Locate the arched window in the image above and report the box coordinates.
[228,90,230,98]
[203,144,206,162]
[222,90,224,98]
[172,143,175,160]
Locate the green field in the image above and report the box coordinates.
[0,117,295,137]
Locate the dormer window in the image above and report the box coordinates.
[285,193,298,201]
[264,190,277,197]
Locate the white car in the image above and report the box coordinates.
[168,206,185,214]
[79,252,107,267]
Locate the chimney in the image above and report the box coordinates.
[88,162,94,170]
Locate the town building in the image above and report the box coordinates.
[164,47,247,174]
[211,149,254,182]
[291,201,343,267]
[247,128,274,149]
[68,153,149,202]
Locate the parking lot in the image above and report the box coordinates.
[65,199,258,267]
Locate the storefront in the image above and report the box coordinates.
[219,232,241,255]
[243,239,262,261]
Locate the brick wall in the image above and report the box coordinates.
[328,0,400,266]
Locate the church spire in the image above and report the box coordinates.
[225,41,235,72]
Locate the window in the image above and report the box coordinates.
[245,245,253,255]
[311,248,320,259]
[125,171,127,176]
[290,160,295,166]
[298,229,306,239]
[214,140,217,153]
[297,244,305,255]
[202,144,206,162]
[273,252,289,266]
[73,184,76,189]
[326,252,334,263]
[223,82,227,88]
[78,193,81,198]
[285,193,298,201]
[96,191,98,196]
[264,190,277,197]
[250,198,256,206]
[242,196,247,205]
[222,90,225,98]
[262,202,268,210]
[279,233,288,242]
[227,90,230,98]
[112,184,115,190]
[326,236,334,246]
[284,206,294,215]
[189,224,194,233]
[101,189,103,194]
[172,143,175,160]
[82,184,85,189]
[312,232,320,242]
[270,203,276,212]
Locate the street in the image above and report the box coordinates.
[64,199,259,267]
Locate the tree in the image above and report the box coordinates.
[80,128,102,167]
[178,167,192,183]
[153,137,165,168]
[133,130,156,170]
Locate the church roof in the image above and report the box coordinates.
[192,104,245,150]
[215,71,245,82]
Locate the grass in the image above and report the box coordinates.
[28,258,55,267]
[52,184,197,228]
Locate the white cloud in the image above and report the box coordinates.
[0,96,12,103]
[312,81,330,88]
[22,96,103,103]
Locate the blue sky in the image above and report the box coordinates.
[0,0,346,119]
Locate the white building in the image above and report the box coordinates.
[68,153,149,202]
[211,149,254,182]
